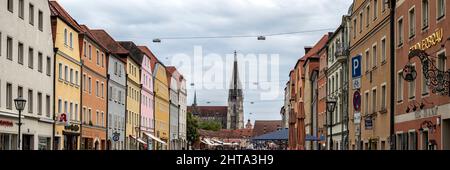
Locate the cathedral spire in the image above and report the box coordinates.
[227,50,244,130]
[230,51,242,91]
[193,90,197,107]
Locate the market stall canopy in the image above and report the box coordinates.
[251,128,288,141]
[144,132,167,145]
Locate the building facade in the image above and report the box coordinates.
[167,67,179,150]
[327,15,351,150]
[50,1,82,150]
[90,29,127,150]
[153,62,170,150]
[318,41,328,150]
[1,0,54,150]
[118,41,143,150]
[79,25,107,150]
[394,0,450,150]
[178,76,187,150]
[139,47,154,150]
[348,0,391,150]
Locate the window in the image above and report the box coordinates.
[101,83,104,98]
[69,103,73,120]
[69,33,73,48]
[17,86,23,99]
[409,8,416,38]
[381,38,386,62]
[28,90,33,114]
[0,32,2,56]
[58,99,62,113]
[101,112,104,127]
[88,45,92,60]
[397,71,404,102]
[83,41,87,57]
[37,92,42,115]
[359,12,363,33]
[398,18,404,46]
[19,0,24,19]
[366,5,370,27]
[408,66,416,99]
[83,74,87,91]
[101,54,104,67]
[373,0,378,20]
[46,57,51,76]
[7,0,13,13]
[38,52,43,73]
[88,77,92,94]
[422,70,430,95]
[118,90,122,104]
[109,86,113,100]
[64,29,68,45]
[7,37,13,60]
[6,83,12,110]
[58,63,62,80]
[365,50,370,72]
[365,92,369,115]
[381,85,386,110]
[29,4,34,26]
[372,45,377,68]
[46,95,50,117]
[96,50,100,65]
[368,88,376,115]
[75,71,79,86]
[409,131,418,150]
[64,101,67,114]
[88,109,92,123]
[70,68,73,84]
[38,10,43,31]
[96,111,99,125]
[114,62,118,75]
[28,48,34,69]
[18,42,24,64]
[96,81,99,97]
[438,0,445,20]
[437,50,447,71]
[422,0,429,29]
[64,66,68,81]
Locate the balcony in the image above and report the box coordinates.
[335,45,349,63]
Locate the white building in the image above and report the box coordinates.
[327,15,351,150]
[0,0,54,150]
[178,77,187,150]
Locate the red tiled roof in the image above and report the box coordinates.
[79,25,110,54]
[252,120,282,137]
[301,34,331,60]
[49,1,82,32]
[90,30,129,55]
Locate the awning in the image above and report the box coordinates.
[137,138,146,145]
[144,132,167,145]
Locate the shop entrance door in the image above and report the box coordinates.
[22,134,34,150]
[443,119,450,150]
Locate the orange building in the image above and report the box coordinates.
[79,25,108,150]
[318,42,328,150]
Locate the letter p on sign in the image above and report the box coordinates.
[352,55,362,78]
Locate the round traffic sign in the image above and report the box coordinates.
[353,91,361,111]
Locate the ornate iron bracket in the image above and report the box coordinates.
[404,49,450,96]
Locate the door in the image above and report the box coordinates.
[22,135,34,150]
[443,119,450,150]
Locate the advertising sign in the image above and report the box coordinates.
[352,55,362,78]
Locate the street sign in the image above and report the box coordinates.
[365,116,373,130]
[354,112,361,124]
[353,77,361,90]
[352,55,362,78]
[353,91,361,111]
[113,132,120,142]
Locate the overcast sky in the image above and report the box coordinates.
[58,0,353,124]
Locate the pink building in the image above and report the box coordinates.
[138,46,154,150]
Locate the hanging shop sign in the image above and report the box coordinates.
[64,124,79,132]
[365,116,373,130]
[410,28,443,51]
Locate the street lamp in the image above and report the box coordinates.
[14,97,26,150]
[326,99,337,150]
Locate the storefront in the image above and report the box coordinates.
[0,116,18,150]
[81,127,106,150]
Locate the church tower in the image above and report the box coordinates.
[227,51,244,130]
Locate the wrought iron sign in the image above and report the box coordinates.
[404,49,450,96]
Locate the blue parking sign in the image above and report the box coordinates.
[352,55,362,78]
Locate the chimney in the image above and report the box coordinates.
[304,46,313,54]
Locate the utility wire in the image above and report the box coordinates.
[155,28,335,40]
